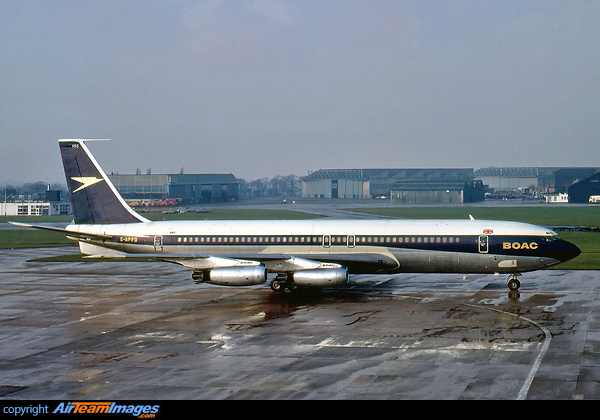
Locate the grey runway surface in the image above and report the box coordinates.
[0,247,598,400]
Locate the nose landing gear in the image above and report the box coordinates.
[507,273,521,291]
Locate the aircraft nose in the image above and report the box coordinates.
[555,239,581,262]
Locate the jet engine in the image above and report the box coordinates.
[193,266,267,286]
[292,267,349,287]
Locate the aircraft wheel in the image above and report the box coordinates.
[508,278,521,291]
[270,279,284,293]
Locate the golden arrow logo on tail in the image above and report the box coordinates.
[71,176,103,193]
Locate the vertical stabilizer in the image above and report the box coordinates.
[59,139,148,224]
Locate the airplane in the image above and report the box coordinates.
[11,139,581,293]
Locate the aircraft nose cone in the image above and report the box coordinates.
[556,239,581,262]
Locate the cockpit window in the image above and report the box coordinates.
[543,232,561,242]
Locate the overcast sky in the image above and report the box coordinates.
[1,0,599,184]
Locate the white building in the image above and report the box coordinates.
[1,202,72,216]
[545,193,569,203]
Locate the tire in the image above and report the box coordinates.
[270,279,283,292]
[508,279,521,291]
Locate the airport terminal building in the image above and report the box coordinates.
[0,201,72,216]
[0,189,72,216]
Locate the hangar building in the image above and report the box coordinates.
[391,179,484,204]
[301,169,484,203]
[109,173,239,205]
[568,172,600,203]
[474,167,600,193]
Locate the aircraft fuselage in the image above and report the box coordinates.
[68,218,580,275]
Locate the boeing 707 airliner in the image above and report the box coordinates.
[12,139,581,293]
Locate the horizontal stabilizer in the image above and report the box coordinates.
[8,221,113,241]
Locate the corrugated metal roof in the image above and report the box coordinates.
[304,168,474,180]
[169,174,237,184]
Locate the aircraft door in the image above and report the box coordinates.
[323,235,331,248]
[154,235,163,252]
[478,235,488,253]
[348,235,355,248]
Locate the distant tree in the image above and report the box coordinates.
[236,179,251,199]
[23,181,47,195]
[283,174,300,196]
[268,175,285,196]
[235,174,301,199]
[251,178,269,197]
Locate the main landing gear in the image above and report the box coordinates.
[507,273,521,291]
[269,273,298,293]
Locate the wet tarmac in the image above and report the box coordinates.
[0,247,599,400]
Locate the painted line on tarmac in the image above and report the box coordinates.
[466,303,552,400]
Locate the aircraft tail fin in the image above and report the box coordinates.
[59,139,148,224]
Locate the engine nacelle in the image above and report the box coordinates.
[200,266,267,286]
[292,268,349,287]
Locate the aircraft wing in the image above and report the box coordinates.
[146,252,398,273]
[136,252,396,267]
[123,253,295,270]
